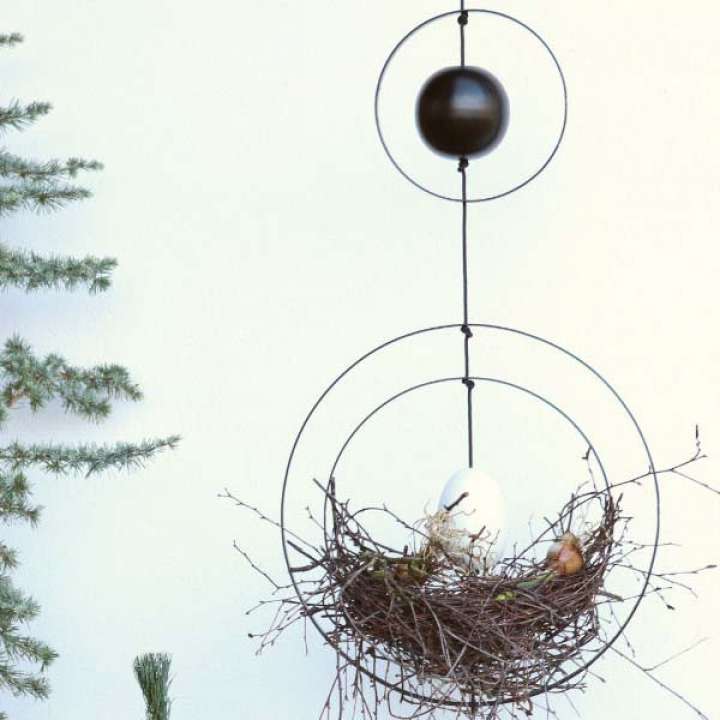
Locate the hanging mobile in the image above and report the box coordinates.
[230,6,717,719]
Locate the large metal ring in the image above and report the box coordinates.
[280,324,660,707]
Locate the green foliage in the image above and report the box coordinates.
[0,242,116,293]
[0,470,56,708]
[0,152,103,181]
[0,339,178,708]
[0,149,102,214]
[1,34,102,228]
[0,438,180,478]
[0,101,52,134]
[133,653,172,720]
[0,470,40,525]
[0,336,143,421]
[0,30,178,713]
[0,182,93,216]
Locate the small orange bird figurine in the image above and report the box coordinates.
[546,533,584,576]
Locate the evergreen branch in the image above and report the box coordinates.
[0,574,57,702]
[0,437,180,477]
[0,469,41,525]
[0,575,40,627]
[0,242,116,293]
[0,664,51,701]
[0,181,92,215]
[0,628,56,669]
[0,101,51,133]
[0,544,18,573]
[0,34,23,48]
[0,336,144,422]
[134,653,173,720]
[0,151,103,181]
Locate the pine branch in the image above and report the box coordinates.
[0,101,52,133]
[0,574,57,701]
[0,242,117,293]
[0,152,103,181]
[0,336,144,422]
[134,653,173,720]
[0,664,51,701]
[0,575,40,627]
[0,544,18,573]
[0,181,92,215]
[0,469,41,525]
[0,437,180,477]
[0,34,23,48]
[0,628,56,669]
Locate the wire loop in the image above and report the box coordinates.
[280,323,660,706]
[375,8,569,203]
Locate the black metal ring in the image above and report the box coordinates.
[317,375,611,707]
[280,324,659,706]
[375,9,569,203]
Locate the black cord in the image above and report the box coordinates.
[458,157,474,468]
[458,4,468,67]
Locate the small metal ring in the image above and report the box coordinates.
[375,9,569,203]
[317,375,611,706]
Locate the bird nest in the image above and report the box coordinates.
[227,435,715,720]
[241,474,624,719]
[318,486,618,711]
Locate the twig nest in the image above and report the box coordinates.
[263,481,618,717]
[546,532,585,576]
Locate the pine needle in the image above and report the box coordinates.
[133,653,172,720]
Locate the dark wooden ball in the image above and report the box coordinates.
[416,66,509,159]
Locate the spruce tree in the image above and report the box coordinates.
[0,32,178,715]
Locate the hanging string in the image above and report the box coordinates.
[459,157,475,468]
[458,2,468,67]
[458,2,473,468]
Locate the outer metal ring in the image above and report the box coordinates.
[375,9,569,203]
[280,324,660,707]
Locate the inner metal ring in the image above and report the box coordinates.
[375,9,569,203]
[280,324,660,707]
[318,375,611,707]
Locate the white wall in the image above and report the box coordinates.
[1,1,718,718]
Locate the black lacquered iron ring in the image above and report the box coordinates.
[280,323,660,707]
[375,9,569,203]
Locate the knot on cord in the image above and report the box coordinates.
[461,324,473,338]
[457,157,469,172]
[458,11,469,26]
[462,378,475,390]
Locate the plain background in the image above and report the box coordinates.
[2,1,719,718]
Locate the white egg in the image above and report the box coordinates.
[437,467,507,562]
